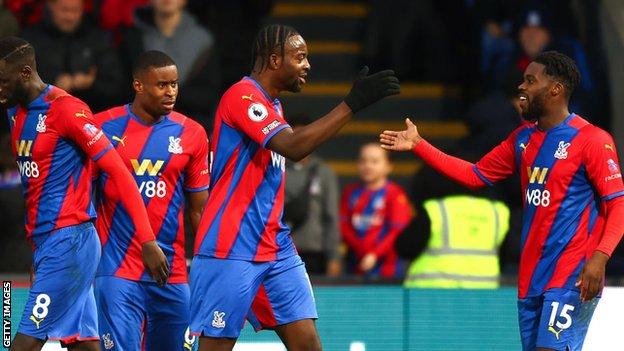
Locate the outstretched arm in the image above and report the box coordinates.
[380,118,487,190]
[268,67,400,161]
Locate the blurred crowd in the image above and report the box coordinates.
[1,0,622,284]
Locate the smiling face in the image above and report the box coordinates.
[274,35,310,93]
[133,65,178,116]
[517,62,553,122]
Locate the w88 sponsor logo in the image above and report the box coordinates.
[525,188,551,207]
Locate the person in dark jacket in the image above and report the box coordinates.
[20,0,125,112]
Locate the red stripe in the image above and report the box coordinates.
[49,333,99,344]
[214,150,268,258]
[141,317,147,351]
[518,132,577,297]
[254,178,285,261]
[170,210,188,283]
[251,284,277,328]
[193,146,240,254]
[114,119,155,280]
[545,204,592,289]
[380,252,398,278]
[25,130,58,237]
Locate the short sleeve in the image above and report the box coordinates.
[583,129,624,201]
[184,125,210,192]
[54,97,112,161]
[224,90,290,148]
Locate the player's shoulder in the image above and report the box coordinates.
[94,105,128,124]
[48,88,89,113]
[574,115,614,143]
[386,181,408,195]
[169,111,208,136]
[221,78,265,104]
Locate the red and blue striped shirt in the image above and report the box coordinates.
[93,105,209,283]
[340,181,413,278]
[471,114,624,298]
[194,77,296,261]
[7,85,112,247]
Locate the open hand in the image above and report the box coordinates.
[380,118,422,151]
[142,240,170,286]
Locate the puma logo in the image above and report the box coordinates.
[605,144,614,151]
[242,94,254,101]
[30,315,43,329]
[548,326,563,340]
[111,135,126,147]
[74,110,88,118]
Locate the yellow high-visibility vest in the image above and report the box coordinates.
[404,195,510,289]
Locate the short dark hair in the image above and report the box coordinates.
[0,36,35,67]
[251,24,300,72]
[132,50,176,78]
[533,51,580,98]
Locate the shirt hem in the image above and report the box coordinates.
[196,250,297,262]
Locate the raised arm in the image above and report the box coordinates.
[381,118,517,189]
[268,67,400,161]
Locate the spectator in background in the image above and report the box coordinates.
[340,143,412,279]
[483,7,593,115]
[120,0,216,124]
[20,0,124,112]
[397,166,510,288]
[284,114,342,277]
[0,0,19,38]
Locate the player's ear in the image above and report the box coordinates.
[551,82,564,97]
[269,53,281,70]
[19,65,32,81]
[133,79,142,93]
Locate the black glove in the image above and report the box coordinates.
[344,66,400,113]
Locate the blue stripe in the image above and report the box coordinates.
[262,123,290,148]
[96,203,137,277]
[228,164,285,257]
[135,117,183,205]
[92,144,112,161]
[154,177,185,273]
[184,185,209,192]
[524,125,582,296]
[101,112,132,148]
[199,140,260,254]
[35,139,84,233]
[602,190,624,201]
[473,166,493,186]
[210,122,243,187]
[528,165,591,296]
